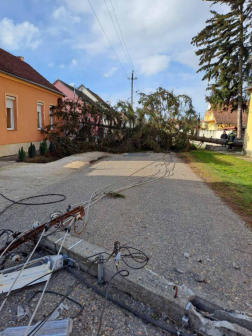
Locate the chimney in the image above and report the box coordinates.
[17,56,24,61]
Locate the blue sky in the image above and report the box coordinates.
[0,0,228,118]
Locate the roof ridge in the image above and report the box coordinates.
[0,48,63,95]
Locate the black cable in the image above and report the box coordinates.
[26,290,83,318]
[0,193,66,216]
[27,278,80,336]
[97,269,129,336]
[67,267,192,336]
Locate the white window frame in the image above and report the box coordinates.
[37,102,43,130]
[49,105,53,130]
[6,96,15,130]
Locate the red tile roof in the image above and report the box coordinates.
[0,48,63,95]
[212,107,248,126]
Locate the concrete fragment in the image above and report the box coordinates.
[184,253,190,259]
[200,320,252,336]
[213,311,252,332]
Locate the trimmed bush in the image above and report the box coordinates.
[39,140,48,156]
[28,143,36,158]
[18,147,26,161]
[49,141,55,153]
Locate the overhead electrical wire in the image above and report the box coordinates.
[109,0,134,71]
[104,0,132,72]
[87,0,129,77]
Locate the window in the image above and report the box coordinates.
[6,96,15,130]
[37,103,43,129]
[49,106,53,130]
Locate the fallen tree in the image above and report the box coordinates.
[42,88,200,155]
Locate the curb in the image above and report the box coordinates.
[41,232,252,336]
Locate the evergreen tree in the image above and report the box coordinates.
[192,0,252,138]
[39,140,48,156]
[18,147,26,161]
[28,143,36,158]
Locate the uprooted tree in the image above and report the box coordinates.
[42,88,199,156]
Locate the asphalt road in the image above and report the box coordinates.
[0,152,251,313]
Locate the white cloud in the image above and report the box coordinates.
[103,67,117,78]
[63,0,91,13]
[52,6,81,23]
[59,63,65,68]
[64,0,228,76]
[172,49,199,70]
[70,59,77,67]
[0,18,41,50]
[48,63,54,67]
[138,55,170,76]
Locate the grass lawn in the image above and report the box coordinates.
[181,150,252,226]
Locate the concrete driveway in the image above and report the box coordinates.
[0,152,251,312]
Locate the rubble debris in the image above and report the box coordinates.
[233,262,240,270]
[191,272,206,283]
[48,303,69,321]
[183,253,190,259]
[174,268,183,274]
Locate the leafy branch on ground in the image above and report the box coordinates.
[107,192,126,199]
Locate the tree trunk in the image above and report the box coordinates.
[237,4,244,139]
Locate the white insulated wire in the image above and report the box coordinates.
[24,220,74,336]
[0,228,46,312]
[78,154,175,229]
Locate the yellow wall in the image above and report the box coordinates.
[244,92,252,155]
[0,73,61,150]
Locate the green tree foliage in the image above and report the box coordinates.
[192,0,252,138]
[28,143,36,158]
[137,88,199,151]
[42,88,199,154]
[39,140,48,156]
[18,147,26,161]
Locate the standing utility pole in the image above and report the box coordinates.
[128,70,137,108]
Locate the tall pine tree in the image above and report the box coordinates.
[192,0,252,138]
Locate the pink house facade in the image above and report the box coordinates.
[53,79,104,137]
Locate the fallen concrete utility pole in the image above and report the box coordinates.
[0,206,85,257]
[42,232,252,336]
[188,135,244,147]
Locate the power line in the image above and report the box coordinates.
[104,0,132,72]
[110,0,135,70]
[87,0,128,77]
